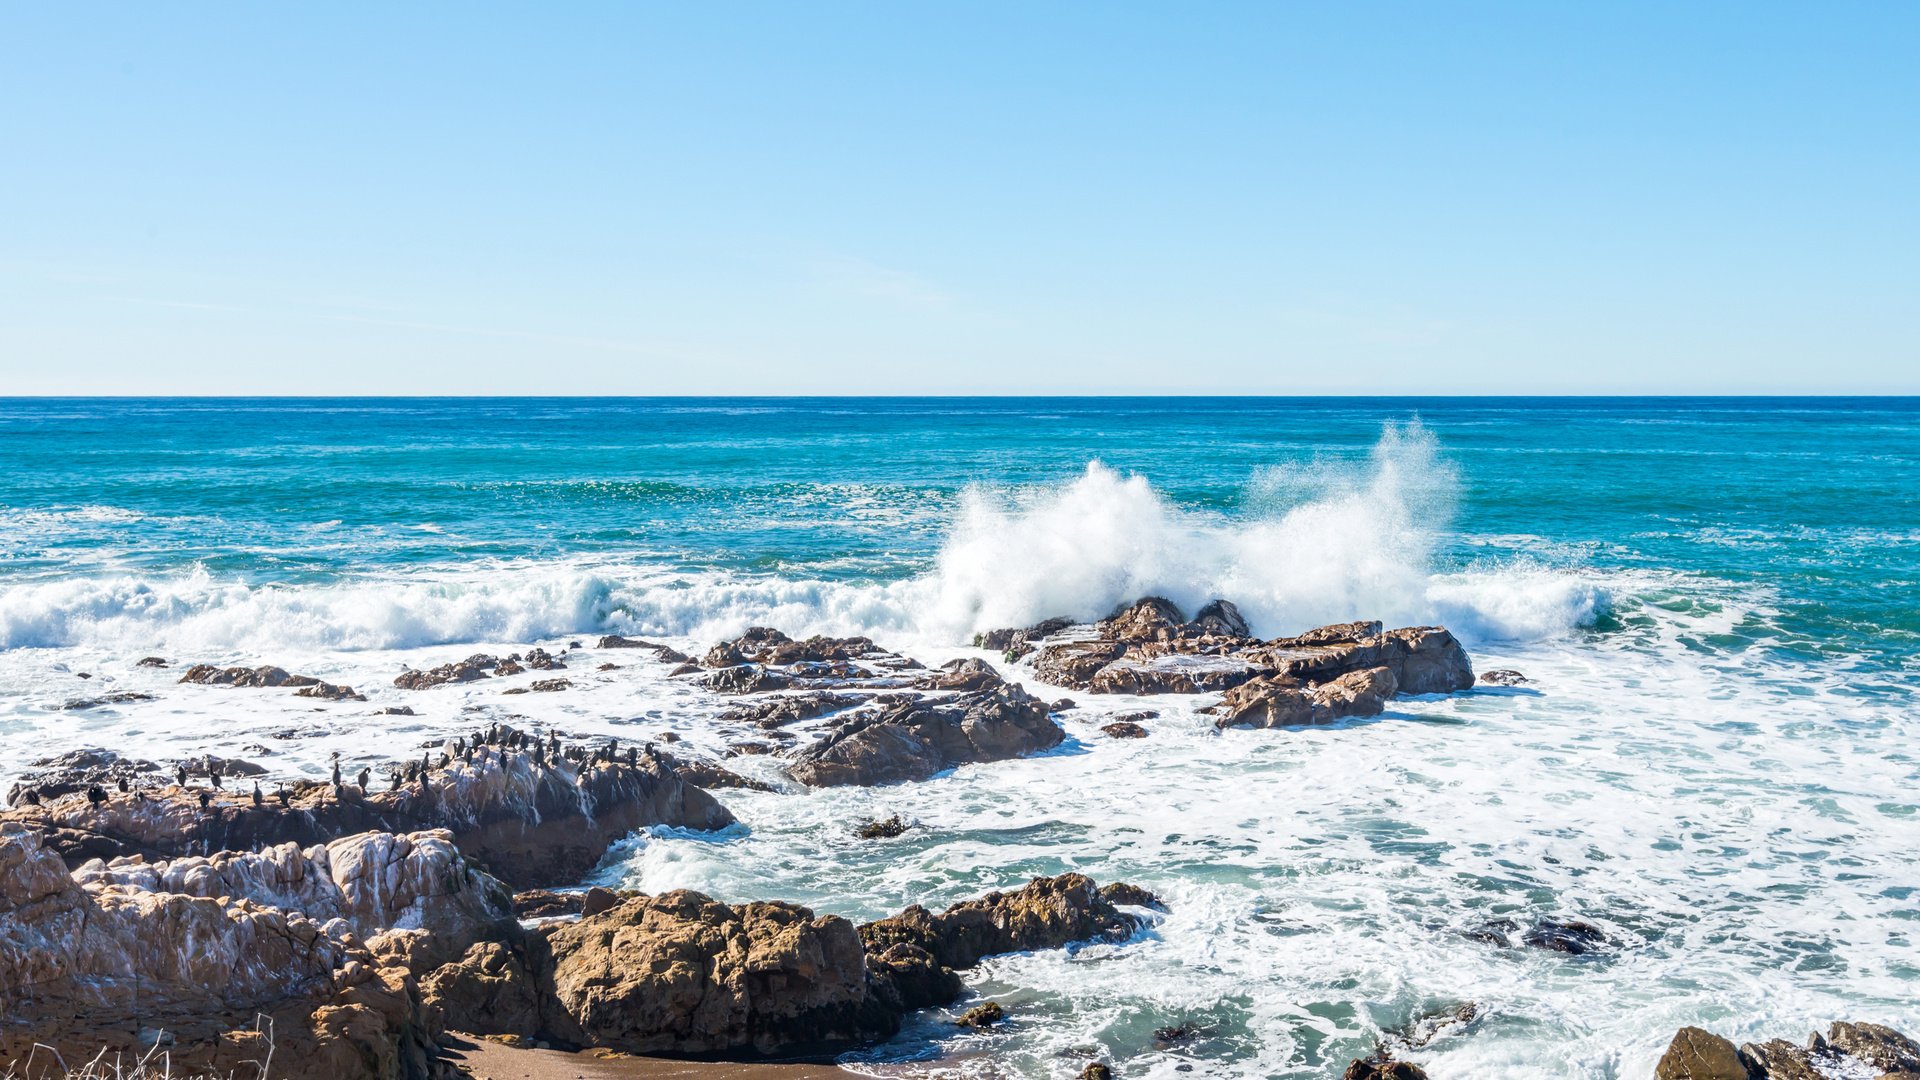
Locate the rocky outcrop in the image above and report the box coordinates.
[180,663,322,688]
[5,748,159,806]
[787,683,1065,787]
[1655,1021,1920,1080]
[1210,667,1397,729]
[0,824,456,1080]
[718,691,863,729]
[1342,1058,1429,1080]
[70,829,514,970]
[423,872,1149,1059]
[393,653,498,689]
[858,873,1142,969]
[2,748,734,888]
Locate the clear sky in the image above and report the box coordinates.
[2,3,1915,395]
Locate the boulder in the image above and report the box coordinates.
[858,873,1142,970]
[787,684,1065,787]
[180,664,322,689]
[1101,721,1148,739]
[1100,596,1188,642]
[916,657,1005,692]
[1190,598,1251,637]
[1212,667,1397,729]
[393,654,498,690]
[973,616,1072,655]
[1654,1027,1755,1080]
[1480,669,1529,686]
[294,681,366,702]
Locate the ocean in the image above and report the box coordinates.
[2,396,1916,1078]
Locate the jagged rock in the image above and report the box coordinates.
[1100,597,1188,642]
[6,748,160,806]
[1250,626,1473,695]
[523,648,565,670]
[1031,640,1126,687]
[494,658,526,676]
[787,684,1065,787]
[61,691,158,710]
[1521,918,1609,955]
[1087,652,1265,694]
[2,750,733,889]
[180,753,269,778]
[956,1001,1004,1027]
[704,665,794,694]
[1190,599,1250,637]
[858,873,1142,970]
[660,753,773,792]
[1480,669,1529,686]
[180,664,322,688]
[718,691,862,729]
[70,829,513,970]
[1099,883,1167,911]
[855,815,910,840]
[974,616,1071,655]
[1101,721,1148,738]
[393,654,498,690]
[1342,1058,1429,1080]
[295,681,366,702]
[916,657,1005,692]
[1284,620,1384,646]
[1825,1021,1920,1073]
[513,889,583,919]
[1211,667,1397,729]
[1655,1027,1755,1080]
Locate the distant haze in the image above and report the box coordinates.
[1,3,1915,394]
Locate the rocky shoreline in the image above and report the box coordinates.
[4,598,1910,1078]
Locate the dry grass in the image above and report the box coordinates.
[3,1016,274,1080]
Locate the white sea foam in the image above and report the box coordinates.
[0,423,1608,654]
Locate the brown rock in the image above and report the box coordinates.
[180,663,322,688]
[718,691,862,728]
[787,684,1065,787]
[1655,1027,1755,1080]
[512,889,583,919]
[1342,1058,1429,1080]
[858,873,1141,970]
[1100,721,1148,738]
[393,654,498,690]
[1212,666,1397,729]
[956,1001,1004,1027]
[916,657,1005,692]
[580,885,621,918]
[295,681,367,702]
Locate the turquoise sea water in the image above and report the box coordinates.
[2,397,1917,1078]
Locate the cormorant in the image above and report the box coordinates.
[251,782,263,807]
[357,767,371,792]
[210,769,222,790]
[197,789,212,809]
[117,777,130,793]
[331,761,342,787]
[390,770,401,790]
[175,765,188,787]
[626,746,638,767]
[86,784,108,807]
[275,784,290,808]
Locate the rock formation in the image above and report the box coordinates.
[1654,1021,1920,1080]
[787,683,1065,787]
[2,746,733,888]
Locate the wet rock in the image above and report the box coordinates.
[180,754,269,778]
[1394,1003,1479,1050]
[378,705,416,716]
[1256,626,1474,696]
[1079,1064,1114,1080]
[294,681,366,702]
[501,677,571,694]
[513,889,584,919]
[1342,1057,1429,1080]
[704,665,794,694]
[3,748,734,889]
[494,658,526,676]
[1655,1027,1756,1080]
[1031,640,1126,688]
[180,663,322,688]
[718,691,861,729]
[1521,918,1609,955]
[1099,883,1167,911]
[916,657,1005,692]
[788,684,1065,787]
[1480,669,1529,686]
[855,815,910,840]
[1101,721,1149,738]
[1282,620,1384,647]
[523,648,566,671]
[660,752,774,792]
[394,654,499,690]
[61,691,158,710]
[1087,652,1265,694]
[656,732,682,743]
[579,886,623,918]
[596,662,620,671]
[706,628,886,668]
[858,873,1143,970]
[1101,596,1188,642]
[957,1001,1005,1028]
[1824,1021,1920,1074]
[137,656,169,667]
[667,662,700,677]
[5,749,161,807]
[1190,599,1250,637]
[974,616,1072,658]
[1211,667,1397,729]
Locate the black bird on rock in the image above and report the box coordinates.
[331,761,342,787]
[116,777,130,794]
[210,769,222,790]
[275,784,290,808]
[251,782,263,807]
[390,770,402,790]
[197,789,212,809]
[86,784,108,807]
[175,765,188,787]
[357,767,371,792]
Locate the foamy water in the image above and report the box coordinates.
[2,398,1915,1078]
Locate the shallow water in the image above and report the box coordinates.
[2,397,1916,1078]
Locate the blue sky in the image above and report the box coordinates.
[2,3,1915,394]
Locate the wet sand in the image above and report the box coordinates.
[442,1035,859,1080]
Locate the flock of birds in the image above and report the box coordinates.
[13,723,660,814]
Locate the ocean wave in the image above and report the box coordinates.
[0,424,1613,654]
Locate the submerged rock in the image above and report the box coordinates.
[1480,669,1529,686]
[956,1001,1005,1027]
[787,683,1065,787]
[855,814,911,839]
[61,691,158,710]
